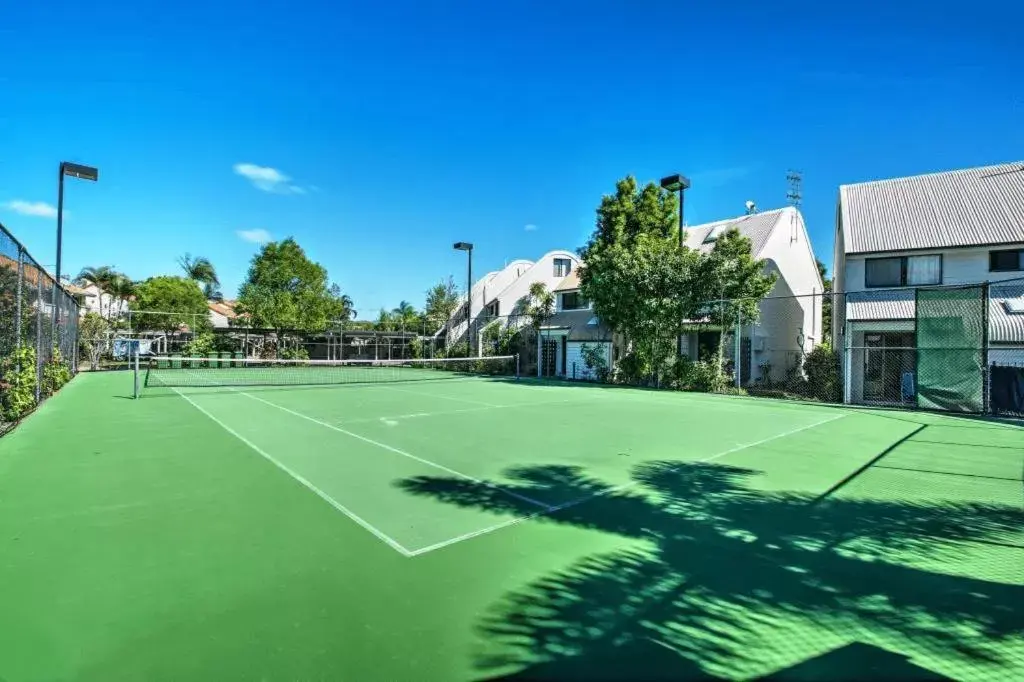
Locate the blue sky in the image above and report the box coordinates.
[2,0,1022,316]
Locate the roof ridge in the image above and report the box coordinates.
[840,161,1024,190]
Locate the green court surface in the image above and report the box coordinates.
[0,371,1021,681]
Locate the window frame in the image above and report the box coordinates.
[990,248,1024,273]
[553,258,572,278]
[864,254,943,288]
[560,290,588,311]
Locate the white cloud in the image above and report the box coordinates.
[236,228,273,244]
[3,200,59,218]
[233,163,305,194]
[524,223,538,232]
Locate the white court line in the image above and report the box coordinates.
[406,412,849,557]
[352,397,585,426]
[370,383,503,408]
[170,387,413,557]
[237,390,553,510]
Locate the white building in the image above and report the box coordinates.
[681,206,824,385]
[538,270,613,379]
[67,281,129,320]
[833,161,1024,412]
[208,300,240,328]
[443,250,580,349]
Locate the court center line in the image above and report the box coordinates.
[236,390,553,510]
[170,387,413,557]
[407,412,849,557]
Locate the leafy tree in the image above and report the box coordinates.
[236,238,347,334]
[178,253,221,301]
[78,312,110,370]
[338,294,356,322]
[580,175,778,383]
[375,309,396,331]
[817,259,833,342]
[130,276,210,334]
[424,276,461,333]
[0,345,37,421]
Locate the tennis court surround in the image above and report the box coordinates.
[0,359,1021,681]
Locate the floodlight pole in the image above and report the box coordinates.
[53,161,99,342]
[661,173,691,358]
[454,242,474,357]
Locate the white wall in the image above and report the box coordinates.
[445,259,533,343]
[566,341,611,380]
[843,244,1024,294]
[77,283,128,319]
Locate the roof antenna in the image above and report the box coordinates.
[786,170,803,243]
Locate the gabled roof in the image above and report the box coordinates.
[540,309,612,342]
[683,207,793,258]
[839,162,1024,254]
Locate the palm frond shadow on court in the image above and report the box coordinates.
[396,461,1024,681]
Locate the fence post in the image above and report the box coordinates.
[843,317,852,404]
[15,246,23,346]
[35,275,43,403]
[734,311,742,389]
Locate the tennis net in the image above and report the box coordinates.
[137,354,519,392]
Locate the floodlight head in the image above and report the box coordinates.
[660,173,691,192]
[61,162,99,181]
[453,241,474,251]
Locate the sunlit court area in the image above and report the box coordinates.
[1,357,1021,681]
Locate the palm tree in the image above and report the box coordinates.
[339,294,356,322]
[178,254,220,300]
[375,309,395,332]
[391,300,418,331]
[106,275,136,325]
[75,265,122,320]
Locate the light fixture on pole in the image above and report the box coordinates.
[453,242,474,357]
[54,161,99,335]
[660,173,691,358]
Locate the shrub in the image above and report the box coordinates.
[41,347,73,397]
[183,331,215,357]
[580,343,609,382]
[280,346,310,360]
[0,345,38,421]
[612,351,648,385]
[803,344,841,402]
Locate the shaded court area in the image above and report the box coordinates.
[0,370,1021,681]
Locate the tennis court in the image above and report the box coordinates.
[0,359,1021,681]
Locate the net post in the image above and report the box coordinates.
[515,353,520,380]
[133,348,140,399]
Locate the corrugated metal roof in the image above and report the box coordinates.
[846,290,915,321]
[684,208,792,257]
[846,286,1024,342]
[840,162,1024,254]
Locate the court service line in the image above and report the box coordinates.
[170,388,414,557]
[370,383,503,408]
[237,390,553,510]
[407,412,849,557]
[342,397,589,426]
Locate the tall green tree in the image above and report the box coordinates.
[375,309,396,331]
[130,276,209,334]
[178,253,221,301]
[236,238,347,333]
[817,259,833,343]
[423,276,461,332]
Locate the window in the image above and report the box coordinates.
[485,301,500,317]
[703,225,727,244]
[865,255,942,287]
[990,249,1024,272]
[554,258,571,277]
[561,291,587,310]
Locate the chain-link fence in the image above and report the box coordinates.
[432,280,1024,417]
[1,221,80,429]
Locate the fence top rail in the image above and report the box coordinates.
[0,220,82,305]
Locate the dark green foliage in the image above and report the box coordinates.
[131,276,210,333]
[237,238,348,333]
[803,344,842,402]
[579,343,609,382]
[0,345,37,421]
[41,347,72,397]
